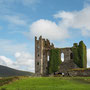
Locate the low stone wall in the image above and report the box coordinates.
[68,68,90,76]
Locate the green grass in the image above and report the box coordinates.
[0,77,90,90]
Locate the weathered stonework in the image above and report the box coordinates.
[35,36,87,76]
[60,48,73,62]
[35,36,54,75]
[68,68,90,76]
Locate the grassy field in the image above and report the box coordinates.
[0,77,90,90]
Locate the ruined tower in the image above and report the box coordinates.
[35,36,54,75]
[35,36,87,76]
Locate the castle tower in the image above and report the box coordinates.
[35,36,44,75]
[35,36,54,76]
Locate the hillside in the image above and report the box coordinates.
[0,65,34,77]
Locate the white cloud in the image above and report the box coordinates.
[54,6,90,37]
[3,15,27,26]
[54,11,74,20]
[15,52,21,58]
[14,52,35,72]
[0,52,34,72]
[0,0,40,27]
[0,38,35,72]
[29,19,69,40]
[29,6,90,41]
[87,49,90,67]
[0,39,28,55]
[0,39,35,72]
[15,52,34,70]
[0,56,13,66]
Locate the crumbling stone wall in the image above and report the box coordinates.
[55,48,77,74]
[60,48,73,62]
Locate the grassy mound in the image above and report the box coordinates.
[0,77,90,90]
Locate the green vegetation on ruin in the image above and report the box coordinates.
[72,41,87,68]
[48,49,62,74]
[0,77,90,90]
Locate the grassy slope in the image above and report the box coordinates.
[0,77,90,90]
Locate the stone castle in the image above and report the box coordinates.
[35,36,87,76]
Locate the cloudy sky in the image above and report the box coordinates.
[0,0,90,72]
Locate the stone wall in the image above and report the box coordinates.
[68,69,90,76]
[54,48,76,74]
[60,48,73,62]
[59,60,78,74]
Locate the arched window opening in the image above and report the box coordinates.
[61,53,64,62]
[70,53,73,59]
[47,56,50,61]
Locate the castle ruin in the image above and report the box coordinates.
[35,36,87,76]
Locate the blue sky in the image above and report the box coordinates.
[0,0,90,72]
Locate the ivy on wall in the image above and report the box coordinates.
[48,49,62,74]
[48,41,87,74]
[72,41,87,68]
[72,44,80,67]
[78,41,87,68]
